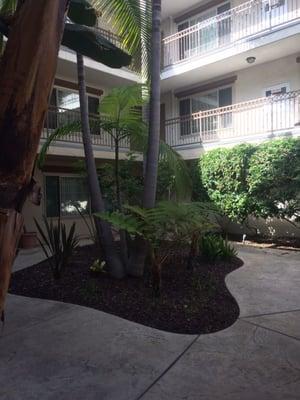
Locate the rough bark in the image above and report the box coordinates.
[0,0,69,317]
[0,210,23,318]
[76,53,125,279]
[128,0,162,277]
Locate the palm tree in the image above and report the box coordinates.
[0,0,131,316]
[142,0,161,208]
[77,53,125,278]
[95,0,163,276]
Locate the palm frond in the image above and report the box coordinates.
[38,121,81,168]
[92,0,151,79]
[0,0,17,15]
[159,141,193,200]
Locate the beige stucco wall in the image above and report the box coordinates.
[162,54,300,120]
[235,54,300,103]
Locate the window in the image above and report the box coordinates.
[177,2,231,60]
[45,176,89,218]
[46,88,100,130]
[179,86,232,135]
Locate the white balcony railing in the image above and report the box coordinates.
[42,106,130,150]
[165,91,300,147]
[163,0,300,67]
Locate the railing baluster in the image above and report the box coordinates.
[164,91,299,148]
[163,0,300,67]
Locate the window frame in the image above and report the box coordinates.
[178,84,234,137]
[44,173,91,219]
[177,1,231,31]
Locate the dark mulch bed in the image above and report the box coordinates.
[9,245,243,334]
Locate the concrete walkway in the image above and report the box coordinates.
[0,246,299,400]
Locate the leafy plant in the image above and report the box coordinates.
[96,201,214,295]
[34,216,79,279]
[248,138,300,220]
[200,144,256,223]
[204,234,237,262]
[200,234,237,262]
[90,259,106,274]
[198,138,300,225]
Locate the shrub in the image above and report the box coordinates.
[198,138,300,223]
[35,216,79,279]
[200,234,237,262]
[248,138,300,219]
[199,144,256,222]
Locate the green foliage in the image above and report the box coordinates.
[200,144,256,222]
[189,160,210,202]
[90,259,107,274]
[34,216,79,280]
[99,84,148,143]
[93,0,152,78]
[200,234,237,262]
[199,138,300,223]
[247,138,300,219]
[157,145,192,201]
[97,201,214,249]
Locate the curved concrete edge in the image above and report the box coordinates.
[1,245,299,400]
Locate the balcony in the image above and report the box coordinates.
[42,106,130,150]
[165,90,300,148]
[163,0,300,68]
[61,27,141,75]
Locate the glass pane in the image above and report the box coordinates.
[56,89,80,127]
[179,99,191,136]
[88,96,99,115]
[219,87,232,107]
[45,176,60,218]
[191,90,218,112]
[57,89,80,110]
[60,177,89,216]
[192,91,218,134]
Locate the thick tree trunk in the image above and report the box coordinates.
[128,0,162,277]
[76,53,125,279]
[0,0,69,317]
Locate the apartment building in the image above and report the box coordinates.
[22,25,141,240]
[161,0,300,159]
[22,1,300,243]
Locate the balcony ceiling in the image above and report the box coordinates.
[162,0,205,20]
[161,32,300,93]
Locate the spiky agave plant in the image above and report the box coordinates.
[96,201,214,295]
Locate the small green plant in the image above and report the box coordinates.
[90,259,107,274]
[35,216,79,279]
[200,234,237,262]
[97,201,214,296]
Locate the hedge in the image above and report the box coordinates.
[198,138,300,223]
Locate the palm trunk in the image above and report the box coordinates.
[143,0,161,208]
[76,53,125,279]
[114,137,129,267]
[0,0,69,317]
[128,0,162,277]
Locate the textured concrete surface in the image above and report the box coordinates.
[13,248,46,272]
[1,246,299,400]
